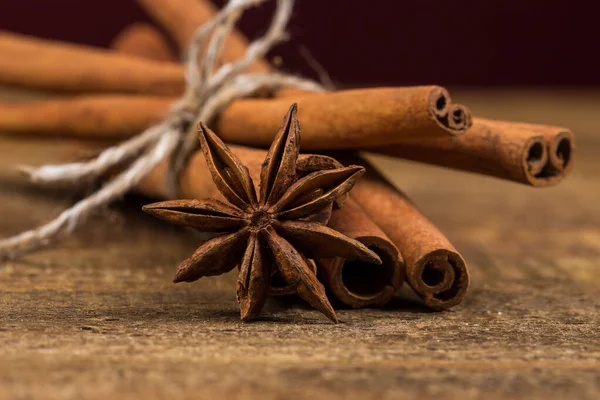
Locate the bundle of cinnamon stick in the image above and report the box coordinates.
[0,0,575,312]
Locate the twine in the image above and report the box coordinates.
[0,0,325,261]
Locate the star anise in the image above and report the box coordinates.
[142,104,381,322]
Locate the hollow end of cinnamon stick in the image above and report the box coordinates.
[521,126,575,186]
[407,249,469,311]
[318,198,404,308]
[522,136,551,186]
[546,130,575,179]
[427,87,472,135]
[319,236,403,308]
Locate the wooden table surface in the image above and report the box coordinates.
[0,90,598,400]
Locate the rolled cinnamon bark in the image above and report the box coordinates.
[0,88,471,147]
[345,156,469,310]
[110,23,176,62]
[374,117,575,187]
[0,31,185,95]
[0,96,171,137]
[135,0,269,72]
[218,86,472,149]
[319,198,404,308]
[521,121,575,182]
[548,130,575,177]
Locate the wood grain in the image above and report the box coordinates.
[0,90,599,400]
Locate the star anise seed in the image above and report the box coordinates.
[143,103,381,323]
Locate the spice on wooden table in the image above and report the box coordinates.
[0,128,401,310]
[375,117,575,187]
[0,0,577,317]
[143,104,382,322]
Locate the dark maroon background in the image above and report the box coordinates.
[1,0,598,87]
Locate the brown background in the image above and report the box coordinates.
[1,0,599,86]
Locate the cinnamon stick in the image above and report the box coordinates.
[0,31,185,95]
[135,0,269,72]
[0,96,171,138]
[319,198,404,308]
[218,86,472,149]
[346,157,470,310]
[374,117,575,187]
[526,121,575,182]
[110,23,176,62]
